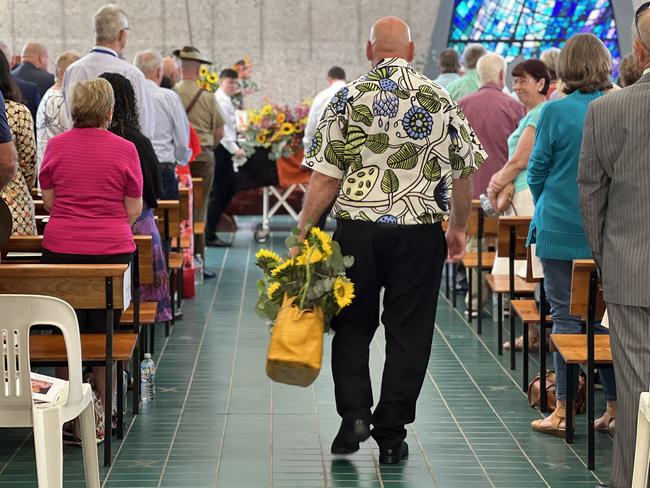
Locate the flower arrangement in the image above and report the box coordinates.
[255,227,355,330]
[198,65,221,92]
[241,100,311,160]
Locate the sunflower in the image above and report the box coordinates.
[276,112,286,124]
[293,123,302,134]
[279,122,294,136]
[256,249,281,264]
[207,73,219,84]
[256,132,268,144]
[310,227,332,256]
[199,66,209,77]
[296,242,323,266]
[271,258,295,277]
[333,277,355,309]
[261,104,274,116]
[267,281,281,299]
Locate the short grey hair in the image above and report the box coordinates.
[463,43,487,70]
[476,52,506,85]
[55,50,81,84]
[94,4,129,43]
[540,47,562,79]
[134,50,162,76]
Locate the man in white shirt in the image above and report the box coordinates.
[134,50,191,199]
[205,68,243,247]
[62,4,155,139]
[303,66,347,151]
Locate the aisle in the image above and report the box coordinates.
[0,222,612,487]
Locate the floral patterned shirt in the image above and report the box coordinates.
[303,58,487,225]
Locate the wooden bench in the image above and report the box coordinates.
[0,263,135,467]
[192,177,205,236]
[552,259,610,470]
[155,200,184,332]
[495,217,551,404]
[461,201,499,333]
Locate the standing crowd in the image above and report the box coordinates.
[0,4,648,488]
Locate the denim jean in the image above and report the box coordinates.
[160,163,179,200]
[541,258,616,402]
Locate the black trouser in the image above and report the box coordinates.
[206,145,236,238]
[331,219,446,449]
[160,162,179,200]
[41,249,132,331]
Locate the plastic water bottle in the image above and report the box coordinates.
[140,353,156,402]
[479,193,497,217]
[194,254,204,285]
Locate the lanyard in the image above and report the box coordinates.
[90,48,118,57]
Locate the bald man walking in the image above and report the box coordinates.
[300,17,485,464]
[12,42,54,97]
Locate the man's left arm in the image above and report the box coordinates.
[578,106,609,266]
[298,172,340,239]
[172,95,192,165]
[135,74,156,140]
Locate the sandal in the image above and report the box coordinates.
[531,407,574,438]
[503,335,539,351]
[594,408,616,435]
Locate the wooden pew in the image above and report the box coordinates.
[461,201,498,334]
[192,177,205,237]
[552,259,610,471]
[494,216,551,406]
[0,263,135,467]
[155,200,183,334]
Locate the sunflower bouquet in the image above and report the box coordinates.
[198,65,221,92]
[255,227,355,330]
[256,227,355,386]
[241,100,311,160]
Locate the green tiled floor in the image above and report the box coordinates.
[0,221,612,487]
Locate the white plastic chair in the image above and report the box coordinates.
[632,391,650,487]
[0,295,100,488]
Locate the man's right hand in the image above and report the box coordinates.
[234,148,246,159]
[445,226,466,263]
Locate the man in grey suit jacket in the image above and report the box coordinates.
[578,7,650,487]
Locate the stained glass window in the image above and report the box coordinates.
[448,0,620,77]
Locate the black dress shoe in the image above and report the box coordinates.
[379,441,409,465]
[330,419,371,454]
[203,270,216,279]
[206,236,232,247]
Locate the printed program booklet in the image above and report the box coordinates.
[31,373,65,404]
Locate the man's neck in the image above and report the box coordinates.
[21,59,39,69]
[95,42,121,55]
[371,53,406,67]
[145,75,161,86]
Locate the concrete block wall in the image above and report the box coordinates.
[1,0,441,106]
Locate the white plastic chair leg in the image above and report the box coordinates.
[632,395,650,488]
[32,408,63,488]
[79,401,101,487]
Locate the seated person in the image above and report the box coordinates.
[100,72,172,324]
[39,77,143,442]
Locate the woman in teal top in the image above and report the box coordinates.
[488,60,550,217]
[529,34,617,439]
[488,60,550,352]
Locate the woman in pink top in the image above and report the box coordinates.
[39,78,142,441]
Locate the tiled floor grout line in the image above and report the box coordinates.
[367,443,386,488]
[371,339,442,488]
[153,247,231,488]
[214,241,252,488]
[434,321,554,487]
[101,294,183,487]
[0,432,32,476]
[423,348,498,488]
[310,384,329,488]
[439,291,605,482]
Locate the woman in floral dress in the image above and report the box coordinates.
[0,53,36,235]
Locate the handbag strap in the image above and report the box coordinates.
[185,87,205,115]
